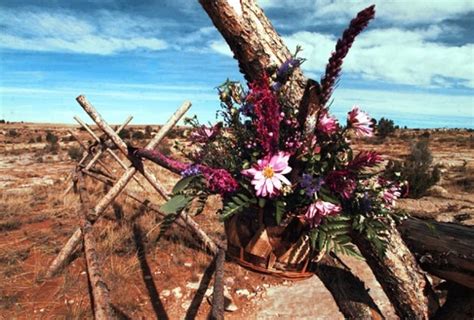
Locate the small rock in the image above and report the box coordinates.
[224,277,235,286]
[181,300,191,309]
[263,283,270,288]
[184,262,192,267]
[235,289,250,297]
[207,287,238,312]
[186,282,200,290]
[172,287,183,299]
[68,300,74,305]
[40,308,45,313]
[80,271,86,275]
[161,290,170,297]
[426,186,448,197]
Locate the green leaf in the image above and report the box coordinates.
[275,200,285,225]
[219,193,256,221]
[160,195,192,214]
[172,176,196,194]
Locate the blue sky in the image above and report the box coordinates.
[0,0,473,128]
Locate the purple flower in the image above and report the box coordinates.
[317,111,339,135]
[275,57,304,85]
[300,174,325,197]
[181,165,201,177]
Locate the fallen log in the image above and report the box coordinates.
[199,1,438,318]
[398,217,474,289]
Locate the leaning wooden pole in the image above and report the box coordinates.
[75,171,115,320]
[199,1,439,318]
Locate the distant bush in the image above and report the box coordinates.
[44,142,60,155]
[45,131,58,144]
[385,139,440,198]
[118,128,131,140]
[145,125,153,138]
[0,119,6,124]
[132,130,145,140]
[377,117,396,139]
[67,146,83,161]
[28,138,35,144]
[36,136,43,143]
[8,129,18,137]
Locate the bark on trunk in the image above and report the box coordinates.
[199,0,306,108]
[398,217,474,289]
[352,218,439,319]
[315,255,383,320]
[210,249,226,320]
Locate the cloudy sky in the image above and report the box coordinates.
[1,0,473,128]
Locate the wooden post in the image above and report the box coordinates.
[199,1,439,317]
[210,249,226,320]
[46,101,192,277]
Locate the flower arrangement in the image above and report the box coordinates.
[154,5,404,264]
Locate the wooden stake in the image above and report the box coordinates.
[210,249,225,320]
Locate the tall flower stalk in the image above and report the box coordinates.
[320,5,376,106]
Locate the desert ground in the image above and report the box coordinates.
[0,122,473,319]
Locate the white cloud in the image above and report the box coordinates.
[0,9,168,55]
[259,0,474,25]
[279,27,474,88]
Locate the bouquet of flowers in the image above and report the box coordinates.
[155,5,404,268]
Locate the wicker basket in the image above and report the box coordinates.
[225,208,315,280]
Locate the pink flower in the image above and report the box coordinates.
[305,200,342,227]
[242,152,292,197]
[201,167,238,195]
[318,111,339,134]
[347,106,373,137]
[326,170,357,199]
[348,151,383,170]
[190,123,222,143]
[382,185,401,207]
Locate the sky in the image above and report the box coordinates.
[0,0,473,128]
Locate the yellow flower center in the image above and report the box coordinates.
[263,166,274,179]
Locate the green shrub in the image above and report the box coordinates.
[377,117,396,138]
[8,129,18,137]
[67,146,83,161]
[132,130,145,140]
[45,131,58,144]
[384,139,440,198]
[118,128,131,140]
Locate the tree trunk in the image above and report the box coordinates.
[398,217,474,289]
[199,1,439,318]
[352,219,439,319]
[315,255,384,319]
[199,0,306,108]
